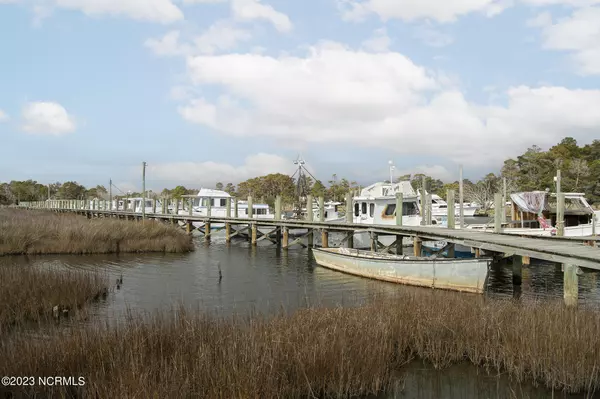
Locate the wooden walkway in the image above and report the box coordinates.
[21,205,600,271]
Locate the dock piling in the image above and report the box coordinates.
[494,193,503,233]
[513,255,523,286]
[563,263,579,307]
[345,192,354,248]
[557,192,565,237]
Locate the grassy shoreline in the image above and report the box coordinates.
[0,265,108,331]
[1,291,598,398]
[0,209,194,255]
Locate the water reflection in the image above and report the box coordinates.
[375,361,591,399]
[3,236,600,321]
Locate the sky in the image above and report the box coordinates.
[1,0,600,193]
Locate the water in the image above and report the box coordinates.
[2,232,600,398]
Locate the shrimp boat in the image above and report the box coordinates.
[312,247,491,294]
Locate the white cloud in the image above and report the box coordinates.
[178,42,600,166]
[413,25,454,47]
[146,21,252,57]
[526,10,552,27]
[361,28,391,52]
[0,110,9,122]
[521,0,600,6]
[53,0,183,23]
[21,102,76,135]
[231,0,292,32]
[182,0,226,3]
[145,31,191,56]
[148,153,293,186]
[534,7,600,75]
[338,0,510,23]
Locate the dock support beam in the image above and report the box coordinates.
[322,230,329,248]
[563,263,578,307]
[186,221,193,235]
[512,255,523,286]
[225,223,231,242]
[371,232,378,252]
[474,248,481,258]
[251,223,257,246]
[205,222,211,241]
[282,227,289,249]
[413,237,422,257]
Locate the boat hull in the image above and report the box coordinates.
[312,248,489,294]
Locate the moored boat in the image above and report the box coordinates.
[312,247,491,294]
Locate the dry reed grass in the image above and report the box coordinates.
[0,209,194,255]
[0,265,108,331]
[1,290,599,398]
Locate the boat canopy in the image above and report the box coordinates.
[511,191,593,216]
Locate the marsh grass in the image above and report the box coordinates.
[1,291,599,398]
[0,265,108,331]
[0,209,194,255]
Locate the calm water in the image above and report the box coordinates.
[2,230,600,398]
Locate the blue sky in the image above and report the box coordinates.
[1,0,599,192]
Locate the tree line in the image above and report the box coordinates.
[2,138,598,207]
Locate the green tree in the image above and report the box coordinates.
[215,182,224,191]
[57,181,87,199]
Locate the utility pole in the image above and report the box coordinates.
[142,162,147,221]
[109,179,113,210]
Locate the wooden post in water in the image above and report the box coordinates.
[563,263,578,307]
[396,192,403,254]
[234,197,239,218]
[225,198,231,242]
[474,248,481,258]
[459,165,464,229]
[413,237,422,257]
[345,192,354,248]
[371,232,378,252]
[512,255,523,286]
[247,196,253,219]
[186,221,193,235]
[557,192,565,237]
[226,198,231,218]
[282,227,289,249]
[187,198,192,217]
[205,199,211,242]
[175,199,180,215]
[321,229,329,248]
[152,199,156,214]
[494,193,503,233]
[251,223,257,246]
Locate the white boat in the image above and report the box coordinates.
[350,181,473,256]
[177,188,274,230]
[419,193,479,218]
[312,247,491,294]
[467,191,599,237]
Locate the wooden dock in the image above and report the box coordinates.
[17,197,600,306]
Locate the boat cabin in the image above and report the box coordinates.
[509,191,594,228]
[352,182,422,226]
